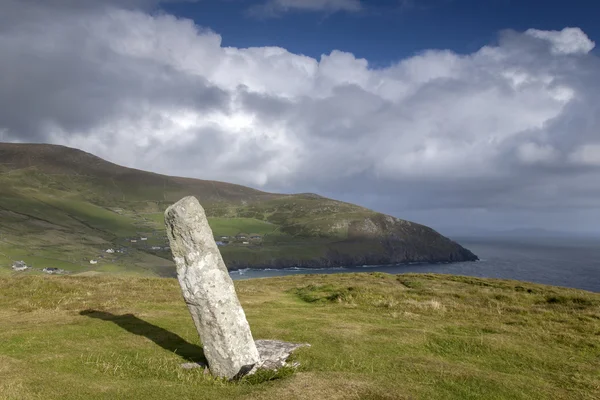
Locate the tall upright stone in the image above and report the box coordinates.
[164,196,260,379]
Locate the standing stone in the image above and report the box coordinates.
[165,196,260,380]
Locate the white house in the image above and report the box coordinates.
[140,237,147,241]
[90,260,98,265]
[12,261,28,271]
[43,267,64,274]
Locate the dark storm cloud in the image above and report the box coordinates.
[0,3,228,141]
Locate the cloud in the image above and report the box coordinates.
[525,27,596,55]
[248,0,362,17]
[1,1,600,231]
[569,144,600,166]
[517,143,559,165]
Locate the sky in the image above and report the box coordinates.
[1,0,599,235]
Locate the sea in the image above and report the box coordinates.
[229,236,600,293]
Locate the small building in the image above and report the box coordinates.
[151,246,162,250]
[242,241,249,245]
[250,235,262,240]
[42,267,64,275]
[220,236,229,240]
[216,241,225,246]
[235,233,249,240]
[140,237,147,241]
[12,261,28,271]
[105,249,115,254]
[131,240,137,243]
[89,260,98,265]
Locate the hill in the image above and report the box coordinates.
[0,273,598,399]
[0,142,477,275]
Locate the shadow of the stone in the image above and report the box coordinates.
[80,309,206,364]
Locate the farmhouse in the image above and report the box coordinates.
[12,261,28,271]
[42,267,64,274]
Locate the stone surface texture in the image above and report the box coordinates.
[181,340,310,372]
[254,340,311,371]
[165,196,260,380]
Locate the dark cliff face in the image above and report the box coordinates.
[224,249,478,271]
[345,213,478,262]
[218,212,478,270]
[222,223,478,270]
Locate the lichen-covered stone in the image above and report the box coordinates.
[165,196,260,380]
[254,340,310,370]
[181,340,310,372]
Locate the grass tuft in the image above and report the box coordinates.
[240,366,297,385]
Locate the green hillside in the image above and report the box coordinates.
[0,143,477,275]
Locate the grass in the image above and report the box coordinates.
[39,197,140,237]
[0,272,598,399]
[207,217,278,237]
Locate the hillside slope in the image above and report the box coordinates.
[0,143,477,274]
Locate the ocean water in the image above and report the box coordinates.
[229,237,600,293]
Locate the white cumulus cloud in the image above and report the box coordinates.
[1,1,600,231]
[525,27,595,55]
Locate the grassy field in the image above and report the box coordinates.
[207,217,278,237]
[0,273,598,400]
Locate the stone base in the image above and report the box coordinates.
[253,339,310,371]
[181,339,310,374]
